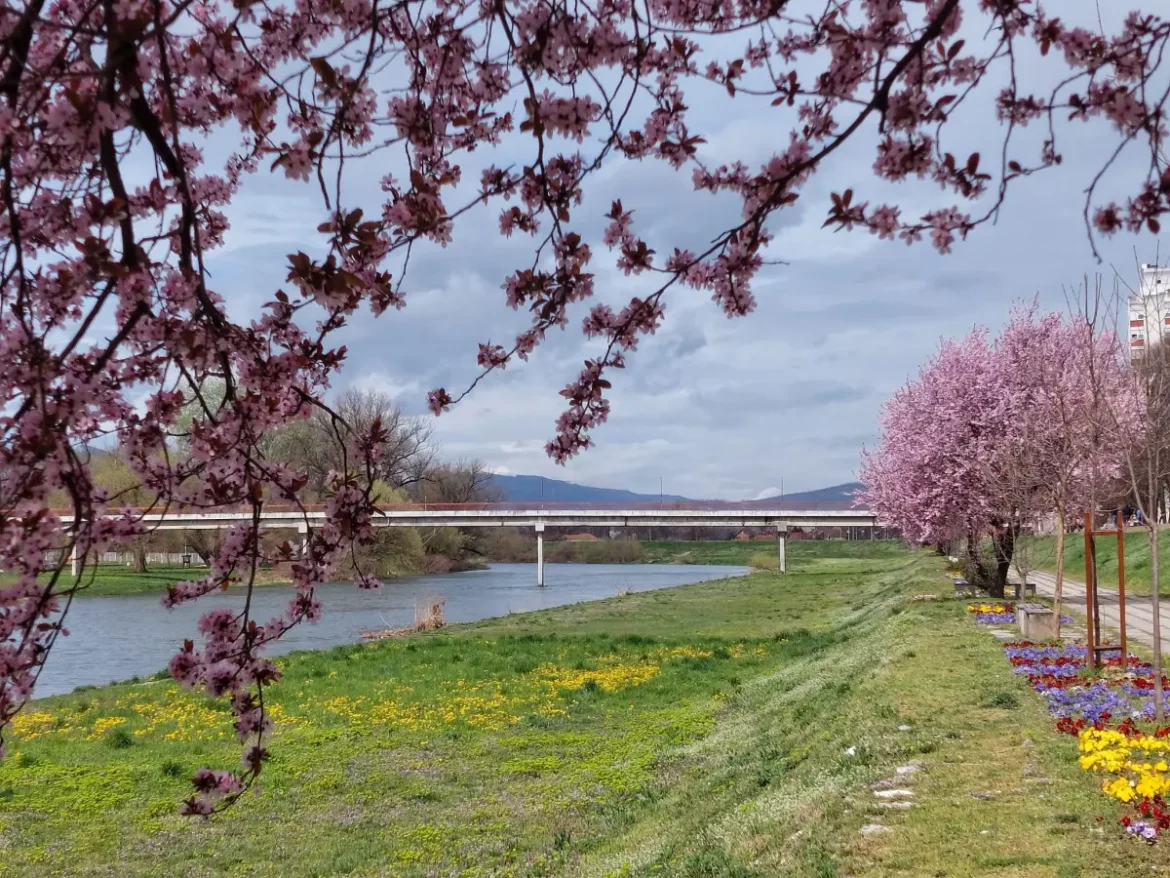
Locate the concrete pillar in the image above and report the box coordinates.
[70,543,80,577]
[297,524,309,559]
[776,525,787,574]
[535,523,545,587]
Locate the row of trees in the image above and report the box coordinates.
[862,302,1138,608]
[87,387,499,575]
[861,288,1168,718]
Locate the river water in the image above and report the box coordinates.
[36,563,743,697]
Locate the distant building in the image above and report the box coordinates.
[1128,264,1170,356]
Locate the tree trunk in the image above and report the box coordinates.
[1152,525,1164,723]
[132,543,147,573]
[989,527,1015,599]
[1053,506,1066,635]
[965,530,992,585]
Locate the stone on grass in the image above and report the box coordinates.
[894,763,922,776]
[877,801,915,810]
[897,725,912,732]
[859,824,890,836]
[874,789,914,799]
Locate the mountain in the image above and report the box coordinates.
[757,482,864,504]
[487,474,865,505]
[486,474,690,504]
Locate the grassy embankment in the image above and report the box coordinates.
[30,539,906,597]
[0,544,1154,876]
[1021,528,1170,597]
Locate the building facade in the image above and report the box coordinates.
[1128,264,1170,356]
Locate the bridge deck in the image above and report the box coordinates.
[53,505,879,530]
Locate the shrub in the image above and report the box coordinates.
[986,691,1019,709]
[107,726,135,749]
[749,552,779,571]
[160,759,185,778]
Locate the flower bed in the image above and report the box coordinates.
[977,621,1170,841]
[966,602,1073,626]
[968,602,1015,624]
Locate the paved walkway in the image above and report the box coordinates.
[1026,570,1170,649]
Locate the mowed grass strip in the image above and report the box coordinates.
[0,547,1154,876]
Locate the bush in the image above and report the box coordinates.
[986,691,1019,709]
[107,726,135,749]
[749,552,779,571]
[160,759,185,778]
[340,527,426,579]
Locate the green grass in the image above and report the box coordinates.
[639,538,906,568]
[1021,529,1170,597]
[0,545,1154,876]
[13,564,290,598]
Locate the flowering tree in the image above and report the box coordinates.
[862,307,1137,603]
[3,0,1170,813]
[860,328,1020,594]
[995,305,1139,625]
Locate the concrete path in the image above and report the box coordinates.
[1026,570,1170,650]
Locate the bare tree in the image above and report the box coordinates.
[90,449,155,573]
[267,389,436,500]
[418,459,500,505]
[1076,271,1166,721]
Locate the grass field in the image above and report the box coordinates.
[0,545,1154,876]
[639,538,906,568]
[13,564,289,598]
[1021,529,1170,597]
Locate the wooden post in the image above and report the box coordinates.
[1084,511,1096,669]
[1118,510,1128,663]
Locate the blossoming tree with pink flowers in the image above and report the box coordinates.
[3,0,1170,812]
[861,306,1138,602]
[995,305,1140,627]
[860,328,1021,595]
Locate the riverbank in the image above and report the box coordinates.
[30,540,903,597]
[26,555,489,598]
[1,545,1153,875]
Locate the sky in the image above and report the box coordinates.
[194,2,1167,501]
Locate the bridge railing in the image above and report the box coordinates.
[48,500,870,516]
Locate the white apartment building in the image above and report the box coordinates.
[1128,264,1170,356]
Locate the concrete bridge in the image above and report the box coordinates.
[60,502,880,584]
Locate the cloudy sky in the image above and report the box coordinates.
[198,3,1165,501]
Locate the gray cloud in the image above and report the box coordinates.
[193,4,1167,499]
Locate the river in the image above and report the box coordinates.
[36,562,744,697]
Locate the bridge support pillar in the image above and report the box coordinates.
[535,523,545,587]
[776,526,787,574]
[297,523,309,559]
[70,543,80,577]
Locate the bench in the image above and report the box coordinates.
[1017,603,1058,640]
[953,578,975,597]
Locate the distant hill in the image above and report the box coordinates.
[487,474,865,505]
[487,474,691,504]
[757,482,864,504]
